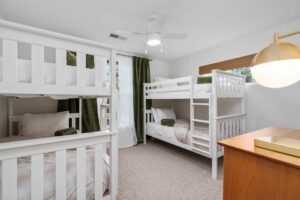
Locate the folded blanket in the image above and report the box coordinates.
[55,128,77,136]
[197,76,212,84]
[161,119,175,127]
[173,119,190,144]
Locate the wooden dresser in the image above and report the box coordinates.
[219,127,300,200]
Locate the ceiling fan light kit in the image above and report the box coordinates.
[251,31,300,88]
[147,32,161,46]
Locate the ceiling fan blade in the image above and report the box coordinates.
[116,30,146,36]
[162,33,187,40]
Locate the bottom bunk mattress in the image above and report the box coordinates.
[146,120,209,144]
[0,136,109,200]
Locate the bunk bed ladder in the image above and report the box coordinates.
[190,77,210,157]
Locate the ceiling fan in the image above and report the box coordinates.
[117,12,187,53]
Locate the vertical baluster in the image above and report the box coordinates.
[31,44,44,84]
[237,119,241,134]
[31,154,44,200]
[2,159,17,200]
[56,150,67,200]
[3,39,17,83]
[95,144,104,200]
[77,147,86,200]
[71,116,76,129]
[56,49,66,85]
[77,52,85,87]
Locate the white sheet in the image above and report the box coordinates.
[147,121,209,144]
[0,137,109,200]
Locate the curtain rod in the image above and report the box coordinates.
[117,52,152,61]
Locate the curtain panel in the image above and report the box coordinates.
[133,56,151,143]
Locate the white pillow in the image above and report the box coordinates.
[156,108,176,124]
[151,108,159,123]
[21,111,70,137]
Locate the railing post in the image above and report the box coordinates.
[109,49,118,199]
[3,39,17,83]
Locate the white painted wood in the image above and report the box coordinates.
[2,158,17,200]
[56,150,67,200]
[31,154,44,200]
[0,20,114,57]
[79,99,82,133]
[2,39,17,83]
[95,56,104,87]
[77,146,86,200]
[95,144,104,200]
[55,49,66,86]
[31,44,44,84]
[109,50,118,199]
[76,52,85,87]
[0,82,110,97]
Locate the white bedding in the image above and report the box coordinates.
[147,120,209,144]
[0,136,109,200]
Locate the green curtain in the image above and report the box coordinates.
[133,56,151,143]
[57,99,100,133]
[57,51,100,133]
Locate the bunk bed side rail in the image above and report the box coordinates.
[214,114,246,156]
[0,131,117,200]
[144,76,192,96]
[212,70,246,98]
[0,20,113,96]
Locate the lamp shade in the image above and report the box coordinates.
[147,32,161,46]
[251,42,300,88]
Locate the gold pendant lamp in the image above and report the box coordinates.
[251,31,300,88]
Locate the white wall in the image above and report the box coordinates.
[169,17,300,131]
[150,59,169,81]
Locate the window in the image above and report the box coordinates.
[199,54,256,82]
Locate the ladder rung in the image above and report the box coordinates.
[192,141,209,148]
[192,135,209,141]
[192,119,209,123]
[192,103,209,106]
[191,147,209,155]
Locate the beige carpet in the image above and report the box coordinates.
[118,139,223,200]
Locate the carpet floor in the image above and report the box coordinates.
[117,139,223,200]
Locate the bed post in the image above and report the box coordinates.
[79,98,82,133]
[109,49,118,200]
[143,84,147,144]
[211,70,218,179]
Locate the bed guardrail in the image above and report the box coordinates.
[144,76,192,96]
[212,70,246,98]
[214,113,246,156]
[0,20,115,97]
[0,131,117,200]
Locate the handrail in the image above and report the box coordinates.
[215,113,246,120]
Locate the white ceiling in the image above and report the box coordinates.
[1,0,300,61]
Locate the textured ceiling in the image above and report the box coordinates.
[1,0,300,61]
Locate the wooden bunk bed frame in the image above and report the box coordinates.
[144,70,246,179]
[0,20,118,200]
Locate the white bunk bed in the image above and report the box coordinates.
[144,70,246,179]
[0,20,118,200]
